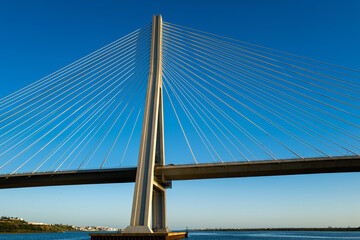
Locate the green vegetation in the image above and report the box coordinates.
[0,216,77,233]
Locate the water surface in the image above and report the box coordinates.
[1,231,360,240]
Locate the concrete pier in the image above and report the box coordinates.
[89,232,187,240]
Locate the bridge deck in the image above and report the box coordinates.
[0,156,359,189]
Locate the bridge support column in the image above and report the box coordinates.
[152,183,167,232]
[124,15,167,234]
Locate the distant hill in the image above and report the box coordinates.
[0,216,77,233]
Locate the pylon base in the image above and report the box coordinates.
[89,232,187,240]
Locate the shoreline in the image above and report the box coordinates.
[0,231,82,234]
[191,228,360,232]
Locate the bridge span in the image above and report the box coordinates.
[1,13,360,238]
[1,155,359,189]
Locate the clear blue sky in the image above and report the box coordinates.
[0,0,359,230]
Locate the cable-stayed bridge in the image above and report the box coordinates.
[0,15,359,236]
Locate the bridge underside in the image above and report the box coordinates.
[0,156,359,189]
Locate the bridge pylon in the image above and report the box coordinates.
[124,14,168,234]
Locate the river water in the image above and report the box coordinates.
[1,231,360,240]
